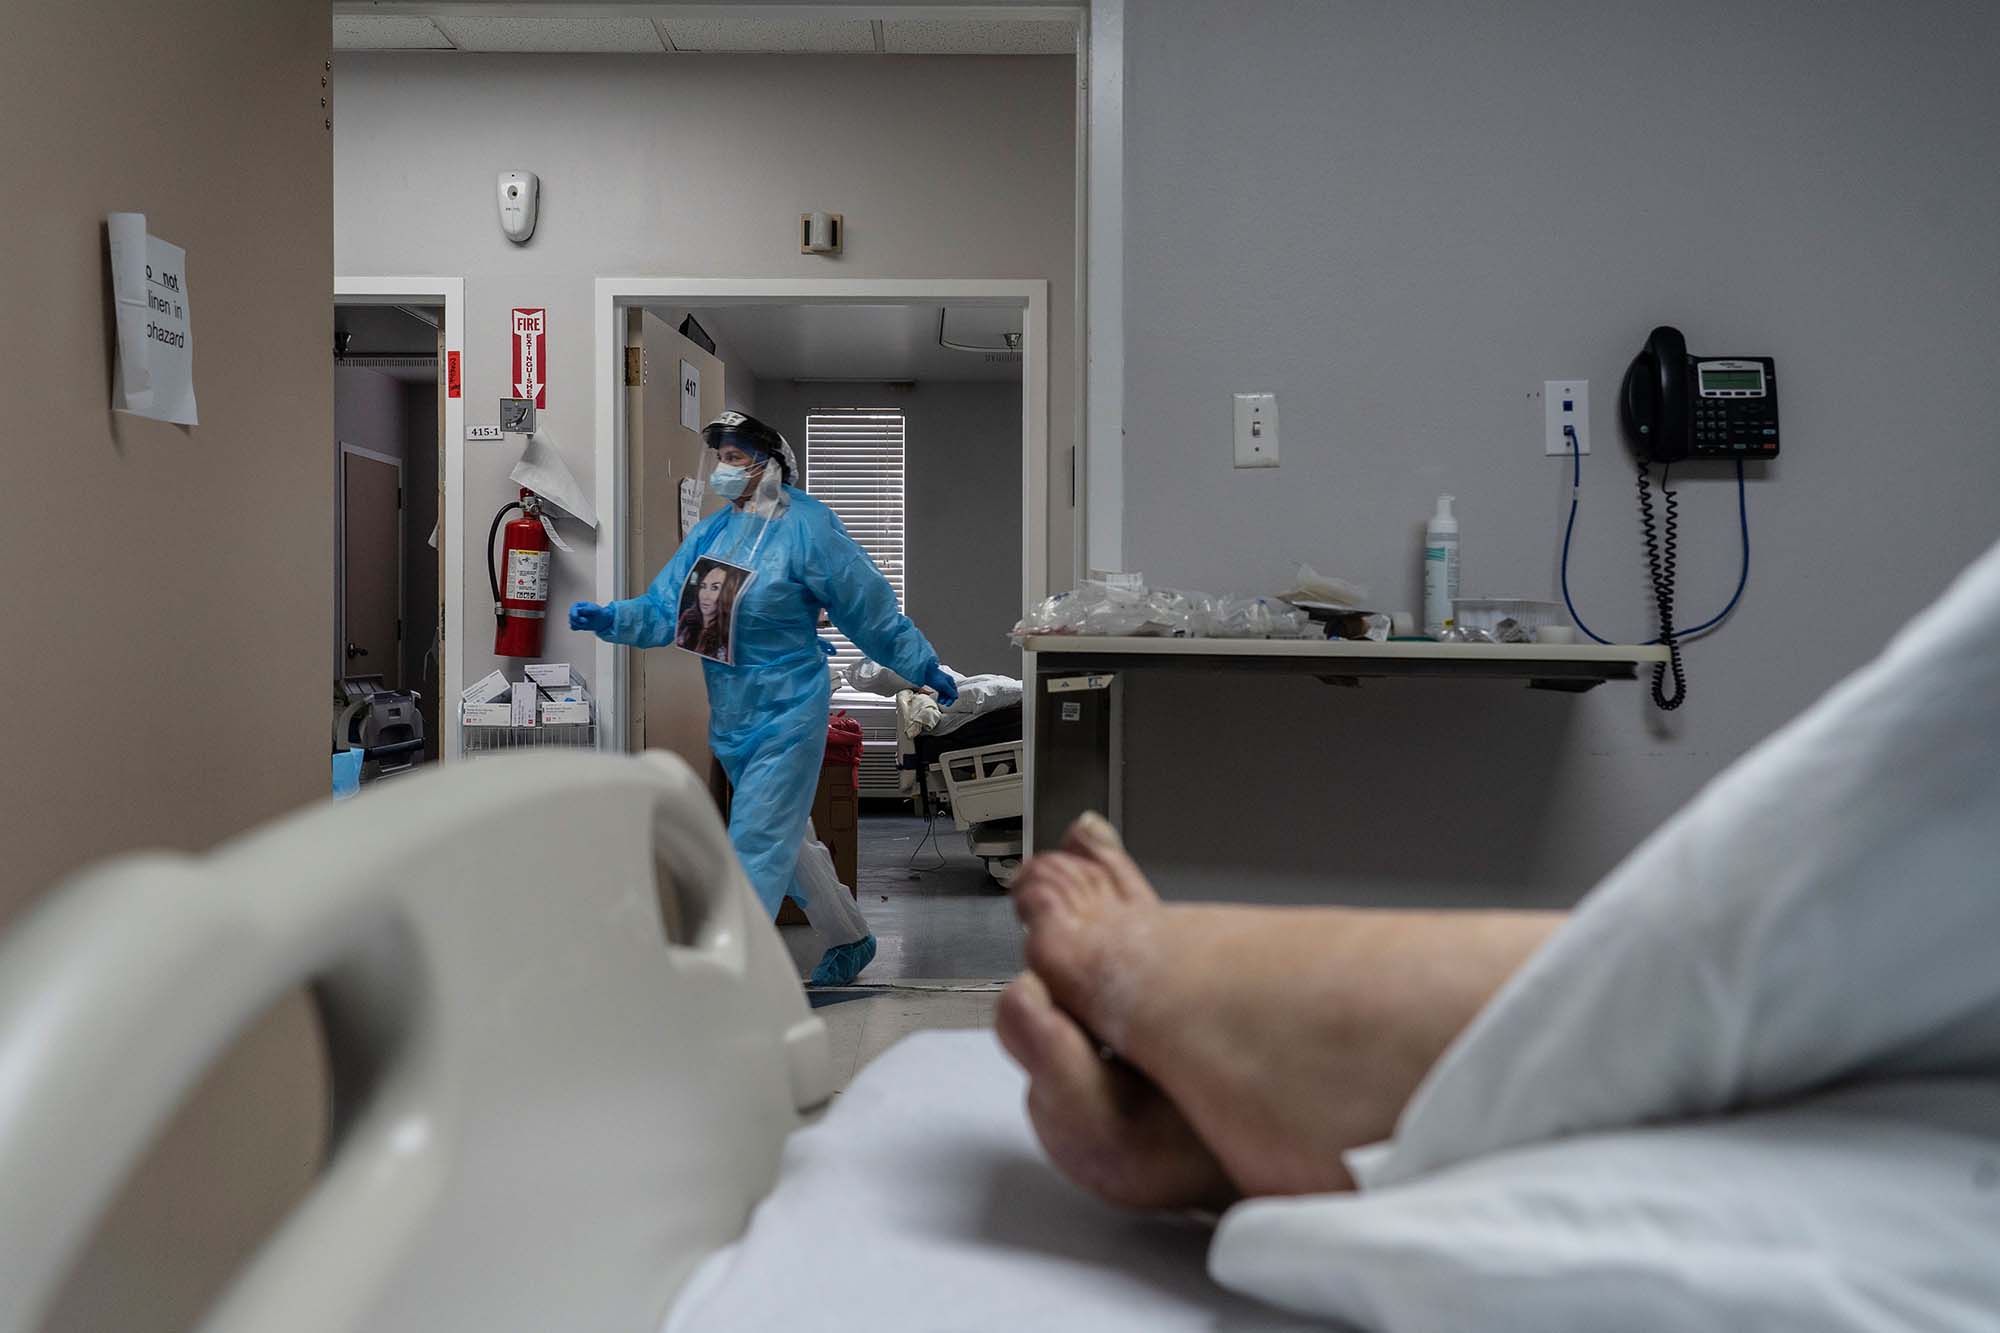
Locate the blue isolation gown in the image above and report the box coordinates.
[603,486,941,925]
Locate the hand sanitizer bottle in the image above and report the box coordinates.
[1423,495,1460,639]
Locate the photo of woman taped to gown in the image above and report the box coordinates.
[676,556,753,664]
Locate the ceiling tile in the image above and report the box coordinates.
[662,18,877,54]
[882,18,1077,55]
[332,15,452,50]
[430,15,667,53]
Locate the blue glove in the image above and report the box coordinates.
[570,601,614,635]
[924,664,959,709]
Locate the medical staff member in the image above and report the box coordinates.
[570,411,957,985]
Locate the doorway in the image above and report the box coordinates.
[605,282,1047,984]
[332,301,445,778]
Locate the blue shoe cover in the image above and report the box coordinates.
[811,934,877,986]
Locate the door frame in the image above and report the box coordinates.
[592,275,1049,782]
[335,276,465,758]
[336,442,406,689]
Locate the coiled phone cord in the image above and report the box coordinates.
[1559,426,1750,708]
[1637,464,1687,710]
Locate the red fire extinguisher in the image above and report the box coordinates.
[488,488,550,658]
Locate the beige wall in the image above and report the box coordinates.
[332,53,1077,715]
[1,1,333,1327]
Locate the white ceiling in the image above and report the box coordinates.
[332,7,1077,55]
[679,304,1024,382]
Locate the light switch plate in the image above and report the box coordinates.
[1545,379,1589,456]
[1234,392,1280,468]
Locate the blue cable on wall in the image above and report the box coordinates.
[1559,424,1749,646]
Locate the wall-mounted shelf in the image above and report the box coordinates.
[1021,635,1668,691]
[1021,636,1672,852]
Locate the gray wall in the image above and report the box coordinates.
[1120,0,2000,905]
[335,364,408,461]
[756,378,1023,676]
[1,2,332,1328]
[333,53,1074,713]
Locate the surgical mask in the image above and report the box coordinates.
[709,462,754,499]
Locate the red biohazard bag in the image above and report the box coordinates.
[825,712,865,787]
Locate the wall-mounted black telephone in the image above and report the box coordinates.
[1620,325,1780,463]
[1567,327,1772,711]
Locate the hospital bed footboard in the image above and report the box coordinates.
[0,750,828,1333]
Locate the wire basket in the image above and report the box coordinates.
[461,671,598,757]
[462,720,598,756]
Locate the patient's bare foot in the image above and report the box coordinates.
[996,969,1235,1212]
[1011,814,1560,1199]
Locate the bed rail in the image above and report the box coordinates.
[0,751,826,1333]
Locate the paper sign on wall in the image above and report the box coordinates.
[679,359,701,431]
[679,477,701,539]
[107,213,197,425]
[511,307,547,408]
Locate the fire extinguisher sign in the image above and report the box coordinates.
[511,307,547,408]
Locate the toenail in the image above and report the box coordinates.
[1076,811,1124,849]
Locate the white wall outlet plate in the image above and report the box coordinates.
[1234,392,1280,468]
[1545,379,1589,456]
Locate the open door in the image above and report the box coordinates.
[340,446,404,688]
[626,311,725,770]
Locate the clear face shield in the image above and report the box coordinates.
[696,413,798,565]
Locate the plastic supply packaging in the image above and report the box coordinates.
[1012,579,1219,639]
[1209,595,1317,639]
[1452,598,1566,643]
[1282,564,1372,609]
[846,658,917,695]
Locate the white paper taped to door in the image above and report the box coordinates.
[107,212,198,425]
[507,548,550,602]
[679,476,701,539]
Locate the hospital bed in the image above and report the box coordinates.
[16,518,1990,1332]
[893,676,1026,885]
[0,752,1301,1333]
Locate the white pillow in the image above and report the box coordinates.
[1209,537,2000,1328]
[1213,1079,2000,1332]
[1376,535,2000,1186]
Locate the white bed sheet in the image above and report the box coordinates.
[662,1030,1324,1333]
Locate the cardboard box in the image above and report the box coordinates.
[524,662,571,688]
[461,701,512,726]
[510,680,538,728]
[539,698,591,725]
[461,669,510,704]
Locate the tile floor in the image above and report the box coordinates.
[782,812,1024,1090]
